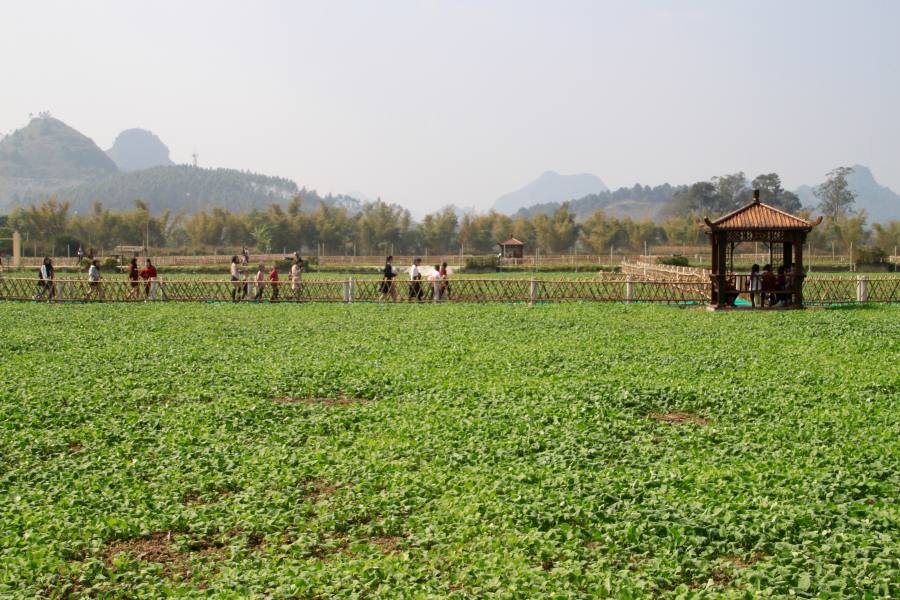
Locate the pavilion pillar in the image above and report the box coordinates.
[794,233,805,308]
[783,240,793,269]
[716,232,727,308]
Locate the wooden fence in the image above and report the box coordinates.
[3,275,899,305]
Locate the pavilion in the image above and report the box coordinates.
[498,237,525,259]
[698,190,822,310]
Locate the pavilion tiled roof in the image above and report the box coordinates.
[700,199,821,231]
[498,237,525,246]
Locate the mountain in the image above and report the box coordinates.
[492,171,609,215]
[106,129,175,172]
[515,183,685,222]
[795,165,900,224]
[0,117,119,210]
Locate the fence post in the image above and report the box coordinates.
[150,278,157,302]
[530,278,538,305]
[857,275,868,303]
[627,275,634,304]
[349,277,355,302]
[343,278,350,303]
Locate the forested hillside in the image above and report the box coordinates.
[14,165,303,215]
[515,183,685,221]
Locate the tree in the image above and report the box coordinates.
[580,208,621,253]
[711,172,749,213]
[872,220,900,254]
[828,209,869,252]
[814,167,857,218]
[661,216,696,247]
[751,173,802,213]
[622,216,658,252]
[659,182,720,218]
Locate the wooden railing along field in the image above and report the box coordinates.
[4,272,899,305]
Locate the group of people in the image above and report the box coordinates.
[229,255,305,302]
[29,256,159,302]
[746,263,797,307]
[378,256,449,302]
[74,247,95,266]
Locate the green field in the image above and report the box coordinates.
[2,303,900,599]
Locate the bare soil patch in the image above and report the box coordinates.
[103,531,225,582]
[649,411,710,426]
[304,480,341,502]
[368,536,404,554]
[272,396,371,407]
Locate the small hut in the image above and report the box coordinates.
[498,237,525,259]
[698,190,822,310]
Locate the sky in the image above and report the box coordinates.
[2,0,899,213]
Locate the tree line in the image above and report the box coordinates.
[3,166,898,258]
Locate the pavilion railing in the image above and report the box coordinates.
[2,276,898,305]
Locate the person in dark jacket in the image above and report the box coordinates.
[378,255,398,302]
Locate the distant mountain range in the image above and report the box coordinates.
[796,165,900,224]
[2,117,897,224]
[492,171,608,215]
[105,129,175,172]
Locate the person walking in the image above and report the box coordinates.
[33,257,56,301]
[85,259,102,301]
[439,261,449,301]
[125,258,141,300]
[230,256,242,302]
[0,256,4,284]
[254,264,266,301]
[748,264,761,308]
[76,246,84,266]
[269,264,280,301]
[87,248,94,261]
[427,264,441,301]
[378,255,398,302]
[409,258,423,302]
[290,258,303,300]
[140,258,157,300]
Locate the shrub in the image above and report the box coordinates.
[465,255,498,269]
[102,257,118,269]
[658,256,690,267]
[854,246,887,264]
[81,258,93,269]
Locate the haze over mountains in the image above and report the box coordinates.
[491,171,608,214]
[1,117,898,224]
[105,129,175,172]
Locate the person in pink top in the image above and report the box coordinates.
[254,264,266,301]
[269,265,280,301]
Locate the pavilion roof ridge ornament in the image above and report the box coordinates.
[699,189,822,231]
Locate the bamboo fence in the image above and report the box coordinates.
[3,274,899,305]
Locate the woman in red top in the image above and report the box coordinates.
[125,258,140,300]
[140,259,157,299]
[269,265,280,301]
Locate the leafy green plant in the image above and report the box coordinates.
[2,303,900,598]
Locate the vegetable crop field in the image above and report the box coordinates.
[2,303,899,599]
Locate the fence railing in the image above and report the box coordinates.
[5,275,897,305]
[0,276,709,304]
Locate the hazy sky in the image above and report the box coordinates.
[2,0,899,212]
